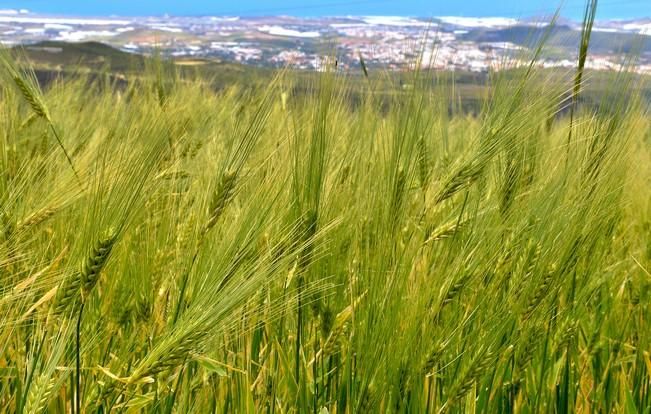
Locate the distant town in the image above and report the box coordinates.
[1,9,650,73]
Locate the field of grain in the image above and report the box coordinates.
[1,9,650,413]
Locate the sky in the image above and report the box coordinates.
[0,0,648,20]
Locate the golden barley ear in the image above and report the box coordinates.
[16,206,59,232]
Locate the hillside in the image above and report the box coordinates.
[11,40,651,115]
[13,40,275,90]
[460,24,651,56]
[1,12,649,72]
[21,40,145,72]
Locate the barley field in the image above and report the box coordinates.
[0,10,650,413]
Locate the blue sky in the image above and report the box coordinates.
[0,0,648,20]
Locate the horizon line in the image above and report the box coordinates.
[1,9,650,22]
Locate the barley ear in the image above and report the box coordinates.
[203,170,237,234]
[53,228,118,315]
[12,75,51,122]
[17,206,59,232]
[3,59,80,183]
[80,228,119,298]
[24,373,57,414]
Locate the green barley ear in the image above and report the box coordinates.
[1,51,80,182]
[516,326,543,369]
[127,329,206,383]
[442,273,470,306]
[522,264,556,320]
[322,319,349,357]
[447,348,496,406]
[80,228,118,297]
[53,273,82,316]
[499,158,519,217]
[298,209,318,270]
[424,218,467,244]
[53,228,118,315]
[19,112,39,131]
[389,168,407,228]
[359,52,369,78]
[312,294,364,363]
[319,306,334,338]
[156,74,167,109]
[11,75,51,122]
[24,373,57,414]
[566,0,597,150]
[434,159,483,204]
[573,0,598,115]
[554,320,578,353]
[422,341,445,375]
[417,135,431,190]
[204,170,237,234]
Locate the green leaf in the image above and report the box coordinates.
[624,387,639,414]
